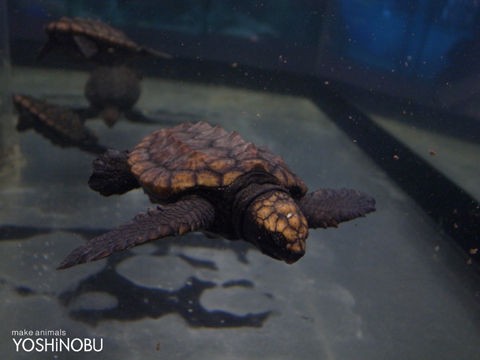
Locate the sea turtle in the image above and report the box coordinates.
[13,94,107,154]
[77,64,204,127]
[38,17,171,64]
[80,64,143,127]
[58,121,375,269]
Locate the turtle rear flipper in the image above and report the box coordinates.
[57,196,215,269]
[88,149,140,196]
[298,188,375,229]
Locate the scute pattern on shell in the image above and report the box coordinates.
[46,17,140,51]
[128,122,308,199]
[13,94,97,142]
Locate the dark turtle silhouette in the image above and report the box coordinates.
[13,94,107,154]
[38,17,171,64]
[37,17,199,127]
[77,65,201,127]
[58,122,375,269]
[80,65,143,127]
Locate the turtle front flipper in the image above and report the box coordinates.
[139,47,173,60]
[36,40,55,61]
[88,149,140,196]
[298,189,375,228]
[58,196,215,269]
[73,35,99,59]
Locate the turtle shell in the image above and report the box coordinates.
[45,17,141,53]
[128,122,308,199]
[85,65,141,110]
[13,94,97,143]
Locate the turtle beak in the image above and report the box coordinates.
[244,190,309,264]
[101,107,120,127]
[264,232,306,264]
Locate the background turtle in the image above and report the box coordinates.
[77,65,202,127]
[38,17,171,64]
[13,94,107,154]
[58,121,375,269]
[38,17,197,127]
[80,65,142,127]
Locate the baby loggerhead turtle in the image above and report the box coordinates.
[38,17,171,64]
[58,121,375,269]
[80,65,143,127]
[13,94,107,154]
[78,65,200,127]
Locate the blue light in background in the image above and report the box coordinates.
[337,0,478,79]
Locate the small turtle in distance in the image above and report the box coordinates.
[79,64,143,127]
[38,17,171,64]
[13,94,107,154]
[38,17,199,127]
[58,121,375,269]
[77,65,203,127]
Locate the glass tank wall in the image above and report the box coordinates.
[1,1,479,359]
[0,0,21,184]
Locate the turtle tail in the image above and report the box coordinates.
[88,149,140,196]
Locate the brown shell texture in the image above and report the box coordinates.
[13,94,95,142]
[85,65,141,109]
[46,17,141,51]
[128,122,307,199]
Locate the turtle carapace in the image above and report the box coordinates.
[58,122,375,269]
[38,17,171,65]
[13,94,106,154]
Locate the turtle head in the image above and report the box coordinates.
[242,190,308,264]
[100,107,121,127]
